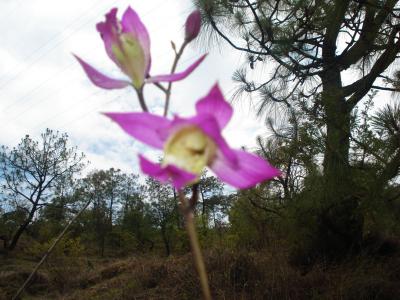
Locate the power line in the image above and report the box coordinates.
[1,1,197,146]
[0,0,176,116]
[0,0,171,87]
[2,0,111,83]
[4,48,202,133]
[0,0,22,27]
[0,0,104,83]
[1,2,190,122]
[0,0,120,91]
[2,63,76,112]
[41,56,205,124]
[34,89,106,131]
[56,90,131,131]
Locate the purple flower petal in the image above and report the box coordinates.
[139,155,197,189]
[146,54,207,83]
[104,112,172,149]
[210,149,281,189]
[121,6,151,75]
[96,8,121,66]
[74,54,130,89]
[196,83,233,129]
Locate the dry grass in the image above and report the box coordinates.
[1,248,400,300]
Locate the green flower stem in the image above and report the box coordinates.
[136,86,149,112]
[163,41,188,117]
[178,189,212,300]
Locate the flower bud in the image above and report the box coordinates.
[184,10,201,43]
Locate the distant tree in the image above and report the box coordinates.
[146,177,180,256]
[198,173,227,230]
[35,180,79,242]
[196,0,400,257]
[118,173,155,252]
[0,129,85,251]
[79,169,124,256]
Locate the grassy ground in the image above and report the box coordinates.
[1,248,400,299]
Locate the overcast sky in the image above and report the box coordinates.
[0,0,270,176]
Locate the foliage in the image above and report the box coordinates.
[0,129,85,251]
[195,0,400,259]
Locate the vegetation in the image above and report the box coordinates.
[195,0,400,260]
[1,1,400,299]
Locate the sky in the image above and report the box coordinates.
[0,0,268,176]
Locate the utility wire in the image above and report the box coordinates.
[0,0,119,91]
[0,0,103,82]
[2,3,190,124]
[0,0,22,27]
[1,1,196,146]
[2,63,76,112]
[34,53,201,132]
[0,0,175,113]
[0,0,170,87]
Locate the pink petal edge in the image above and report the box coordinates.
[96,8,120,66]
[104,112,172,149]
[195,83,233,129]
[73,54,130,89]
[139,155,197,189]
[210,149,280,189]
[146,54,207,83]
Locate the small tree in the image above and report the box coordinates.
[198,173,226,230]
[146,177,180,256]
[0,129,85,251]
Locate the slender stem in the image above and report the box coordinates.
[12,200,91,300]
[163,41,188,117]
[136,87,149,112]
[153,82,168,93]
[178,189,212,300]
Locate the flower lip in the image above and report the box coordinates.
[163,125,217,176]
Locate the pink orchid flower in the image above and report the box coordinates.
[74,7,206,90]
[105,84,280,189]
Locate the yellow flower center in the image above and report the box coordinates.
[163,126,216,176]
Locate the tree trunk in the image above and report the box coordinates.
[7,204,37,251]
[319,67,363,258]
[322,68,351,197]
[200,187,207,233]
[0,235,9,250]
[161,225,170,256]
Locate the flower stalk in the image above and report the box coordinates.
[163,41,187,117]
[136,87,149,112]
[178,186,212,300]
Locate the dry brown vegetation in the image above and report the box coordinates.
[2,244,400,300]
